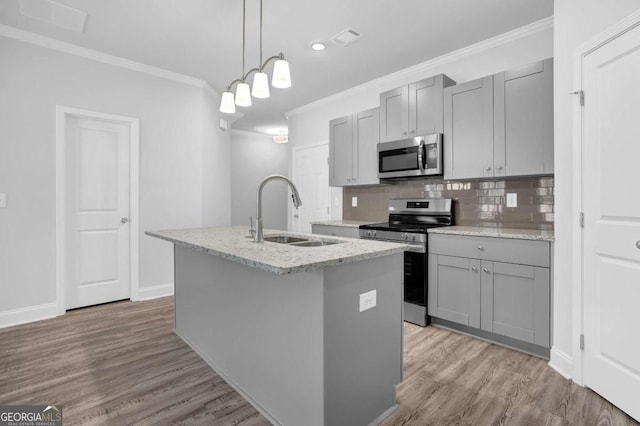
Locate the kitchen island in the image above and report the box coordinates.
[147,226,408,426]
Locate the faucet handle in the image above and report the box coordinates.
[249,216,256,238]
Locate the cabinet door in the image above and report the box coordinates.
[428,254,480,327]
[354,107,380,185]
[379,86,409,142]
[494,58,554,176]
[480,261,550,347]
[443,76,494,179]
[329,115,353,187]
[409,75,453,136]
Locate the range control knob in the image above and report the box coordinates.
[372,230,377,237]
[366,230,372,237]
[411,235,416,241]
[403,233,408,241]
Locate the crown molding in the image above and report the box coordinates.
[0,23,219,92]
[287,16,554,117]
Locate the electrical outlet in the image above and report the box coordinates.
[351,196,358,207]
[506,193,518,208]
[359,290,376,312]
[0,193,6,208]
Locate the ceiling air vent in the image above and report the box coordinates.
[20,0,88,33]
[330,27,362,47]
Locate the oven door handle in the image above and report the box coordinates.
[417,139,425,172]
[404,243,426,254]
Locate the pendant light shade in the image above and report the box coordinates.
[252,72,270,98]
[273,134,288,144]
[235,82,252,107]
[220,91,236,114]
[272,59,291,88]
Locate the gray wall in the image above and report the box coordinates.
[230,131,288,230]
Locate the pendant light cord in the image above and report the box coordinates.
[259,0,263,66]
[242,0,246,80]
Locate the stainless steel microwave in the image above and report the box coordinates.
[377,134,443,179]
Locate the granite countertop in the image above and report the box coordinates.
[309,220,379,228]
[428,225,554,242]
[146,226,408,275]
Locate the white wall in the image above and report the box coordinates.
[230,130,289,231]
[287,20,554,221]
[0,36,231,319]
[551,0,640,379]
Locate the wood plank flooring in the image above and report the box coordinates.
[0,297,636,425]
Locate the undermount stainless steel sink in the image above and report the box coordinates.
[289,240,342,247]
[263,235,309,244]
[260,235,344,247]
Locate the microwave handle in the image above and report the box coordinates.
[417,140,425,171]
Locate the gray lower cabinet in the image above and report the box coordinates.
[443,58,554,179]
[312,224,360,239]
[428,233,551,350]
[428,254,480,328]
[329,107,379,187]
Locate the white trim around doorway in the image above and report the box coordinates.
[55,106,140,315]
[569,8,640,386]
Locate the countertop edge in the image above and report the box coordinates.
[146,231,408,275]
[427,227,554,242]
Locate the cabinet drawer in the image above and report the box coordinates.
[429,233,549,267]
[312,224,359,239]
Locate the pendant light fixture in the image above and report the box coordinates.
[219,0,291,113]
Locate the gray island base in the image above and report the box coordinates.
[147,227,407,426]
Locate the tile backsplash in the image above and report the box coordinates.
[343,176,554,230]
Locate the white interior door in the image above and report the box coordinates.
[291,144,330,233]
[582,21,640,422]
[65,116,131,309]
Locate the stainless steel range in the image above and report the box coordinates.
[359,198,453,326]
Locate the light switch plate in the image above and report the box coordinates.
[359,290,376,312]
[351,196,358,207]
[506,193,518,208]
[0,193,6,208]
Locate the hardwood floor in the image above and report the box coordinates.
[0,297,636,425]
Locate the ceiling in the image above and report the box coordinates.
[0,0,553,135]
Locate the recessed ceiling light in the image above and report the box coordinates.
[311,42,326,51]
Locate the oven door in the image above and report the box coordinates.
[403,249,427,306]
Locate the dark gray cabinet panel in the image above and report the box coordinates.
[329,115,353,187]
[354,107,380,185]
[480,261,550,347]
[494,58,554,176]
[443,76,494,179]
[381,75,455,143]
[428,254,481,328]
[379,86,409,142]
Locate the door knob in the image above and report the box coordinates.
[636,240,640,249]
[477,245,484,251]
[121,217,129,224]
[485,167,492,171]
[496,166,503,171]
[483,268,490,273]
[471,266,478,272]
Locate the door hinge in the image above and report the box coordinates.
[569,89,585,106]
[580,334,585,350]
[579,212,584,228]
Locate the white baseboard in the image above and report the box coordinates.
[137,282,174,301]
[0,302,58,329]
[549,346,573,380]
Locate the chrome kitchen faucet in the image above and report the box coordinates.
[250,175,302,243]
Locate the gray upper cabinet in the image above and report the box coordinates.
[329,115,353,187]
[329,107,380,187]
[444,58,554,180]
[494,58,554,176]
[380,74,455,143]
[443,76,494,180]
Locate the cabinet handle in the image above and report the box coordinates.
[636,240,640,249]
[496,166,503,171]
[485,166,492,171]
[402,131,408,136]
[483,268,490,273]
[471,266,478,272]
[409,129,415,134]
[477,245,484,251]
